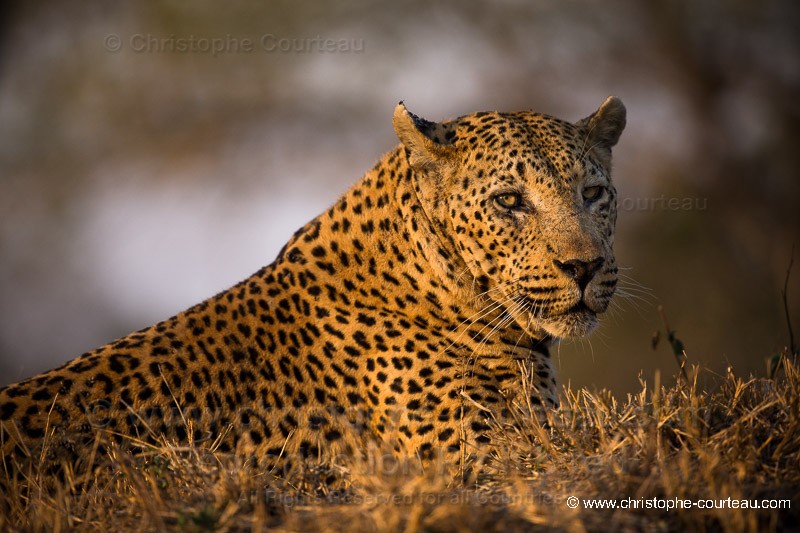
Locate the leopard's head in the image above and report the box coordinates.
[394,97,626,339]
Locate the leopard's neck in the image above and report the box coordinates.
[266,145,548,359]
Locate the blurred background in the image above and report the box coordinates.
[1,0,798,393]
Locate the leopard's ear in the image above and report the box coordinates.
[393,102,456,171]
[576,96,627,156]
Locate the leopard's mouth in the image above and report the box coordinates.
[514,293,600,317]
[563,300,594,315]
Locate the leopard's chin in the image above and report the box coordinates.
[510,302,600,339]
[539,305,599,339]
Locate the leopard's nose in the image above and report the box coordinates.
[553,257,604,290]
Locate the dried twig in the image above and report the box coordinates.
[771,247,797,379]
[658,305,688,382]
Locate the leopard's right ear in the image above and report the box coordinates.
[393,102,456,171]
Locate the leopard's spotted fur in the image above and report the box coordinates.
[0,97,626,469]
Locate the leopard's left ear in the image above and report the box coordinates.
[576,96,627,154]
[393,102,456,171]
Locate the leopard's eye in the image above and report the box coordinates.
[582,186,603,202]
[494,193,523,210]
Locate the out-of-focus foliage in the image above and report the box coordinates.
[0,0,798,392]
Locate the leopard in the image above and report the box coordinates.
[0,96,626,474]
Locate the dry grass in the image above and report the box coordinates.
[2,356,799,532]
